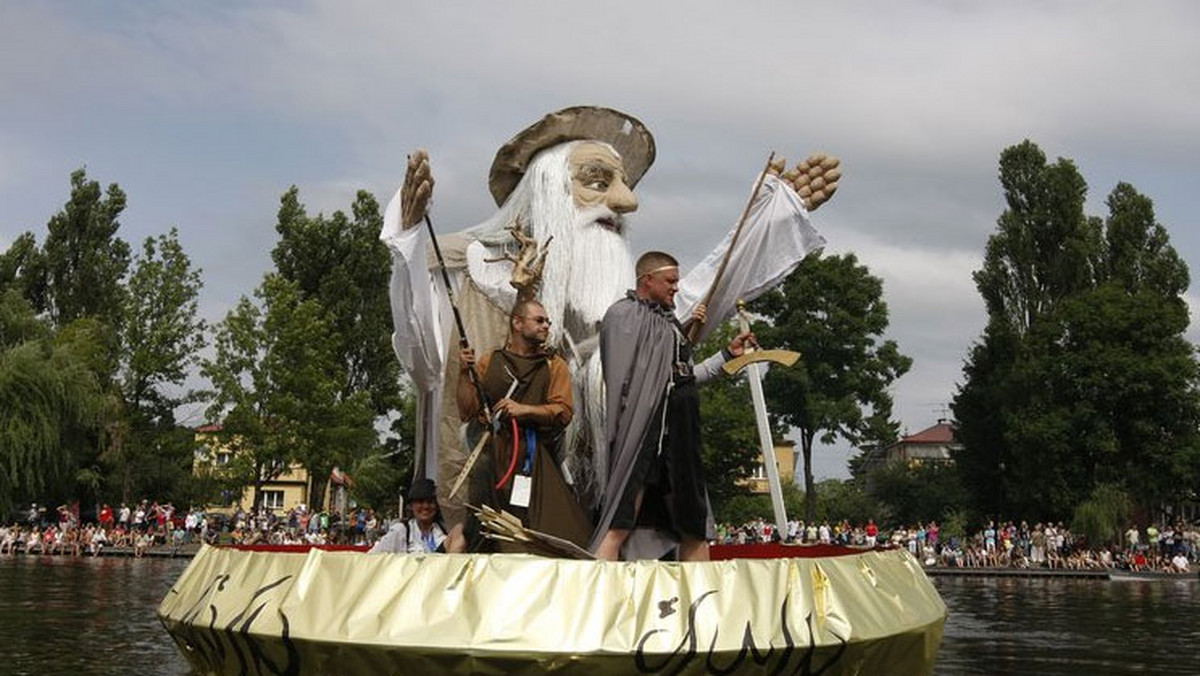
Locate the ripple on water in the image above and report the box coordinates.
[933,575,1199,675]
[2,556,1195,675]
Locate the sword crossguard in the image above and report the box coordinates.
[722,349,801,376]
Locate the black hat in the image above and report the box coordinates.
[408,478,438,502]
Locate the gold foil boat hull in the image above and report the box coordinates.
[159,545,946,675]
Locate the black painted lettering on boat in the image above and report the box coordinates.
[164,571,301,676]
[635,590,849,674]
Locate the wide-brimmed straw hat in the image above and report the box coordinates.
[487,105,656,207]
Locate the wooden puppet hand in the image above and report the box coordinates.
[401,149,435,229]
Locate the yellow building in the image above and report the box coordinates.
[193,424,313,515]
[740,441,797,494]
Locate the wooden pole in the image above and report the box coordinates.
[686,151,776,343]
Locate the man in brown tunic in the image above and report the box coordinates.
[454,299,590,551]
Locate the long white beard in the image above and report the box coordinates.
[550,206,635,335]
[538,207,633,506]
[468,141,637,505]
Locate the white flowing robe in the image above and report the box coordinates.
[380,174,825,503]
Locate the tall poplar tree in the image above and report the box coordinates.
[954,141,1200,519]
[39,169,131,330]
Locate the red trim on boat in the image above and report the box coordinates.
[220,543,892,558]
[228,544,371,553]
[710,543,891,560]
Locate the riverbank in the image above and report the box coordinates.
[5,544,1197,580]
[4,543,200,558]
[926,566,1198,581]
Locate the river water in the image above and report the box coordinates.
[2,555,1196,675]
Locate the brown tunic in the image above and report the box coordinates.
[460,349,591,550]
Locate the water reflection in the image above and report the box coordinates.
[3,555,1196,675]
[934,576,1200,675]
[2,555,193,676]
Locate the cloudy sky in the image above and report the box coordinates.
[4,1,1199,480]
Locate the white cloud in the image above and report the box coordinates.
[4,1,1200,480]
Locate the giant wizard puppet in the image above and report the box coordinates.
[381,105,836,546]
[158,108,950,675]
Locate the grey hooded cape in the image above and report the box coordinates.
[588,292,721,559]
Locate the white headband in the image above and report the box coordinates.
[639,264,678,278]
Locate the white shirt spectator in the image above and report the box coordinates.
[1171,553,1190,573]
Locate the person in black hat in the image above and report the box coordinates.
[368,478,448,554]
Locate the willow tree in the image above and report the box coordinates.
[0,291,105,516]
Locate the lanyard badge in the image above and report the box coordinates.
[509,427,537,508]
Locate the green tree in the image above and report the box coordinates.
[269,187,412,507]
[954,141,1200,520]
[0,291,106,516]
[2,169,134,509]
[0,232,46,305]
[868,461,969,528]
[271,188,403,414]
[203,275,377,510]
[1071,482,1132,548]
[750,252,911,522]
[811,478,880,526]
[106,229,208,502]
[38,169,132,329]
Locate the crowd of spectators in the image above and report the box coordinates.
[5,499,1196,576]
[0,500,391,558]
[714,517,1197,574]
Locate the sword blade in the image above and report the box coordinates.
[747,362,789,537]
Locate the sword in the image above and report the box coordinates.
[729,299,799,539]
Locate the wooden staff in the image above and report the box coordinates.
[686,151,776,343]
[423,213,493,423]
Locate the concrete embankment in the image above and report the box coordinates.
[5,544,201,558]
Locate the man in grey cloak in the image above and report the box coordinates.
[591,251,754,562]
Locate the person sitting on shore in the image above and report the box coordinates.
[369,479,449,554]
[89,526,108,557]
[134,531,150,558]
[1130,550,1147,572]
[0,526,19,555]
[26,529,41,554]
[113,524,131,548]
[46,526,61,555]
[1046,544,1062,570]
[1170,552,1190,573]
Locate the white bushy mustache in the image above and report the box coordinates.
[576,206,626,235]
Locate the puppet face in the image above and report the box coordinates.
[568,142,638,226]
